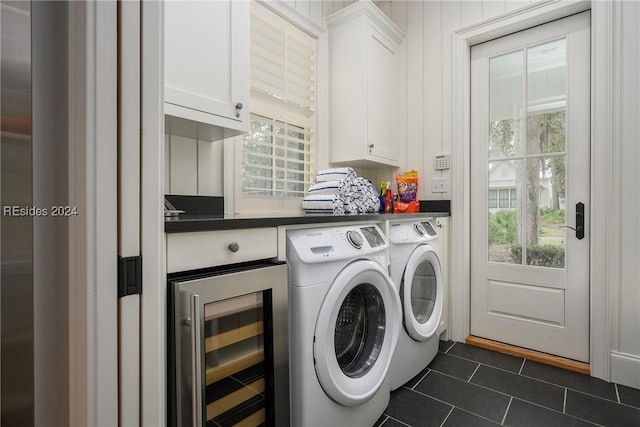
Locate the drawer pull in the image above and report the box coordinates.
[228,242,240,253]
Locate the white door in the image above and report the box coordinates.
[470,12,591,362]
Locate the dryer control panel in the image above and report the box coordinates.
[421,221,438,237]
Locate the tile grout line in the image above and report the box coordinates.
[445,345,622,404]
[467,363,481,383]
[425,369,513,399]
[614,383,621,404]
[383,415,412,427]
[437,348,523,376]
[439,406,455,427]
[411,369,431,390]
[566,387,640,410]
[509,396,605,427]
[445,341,456,353]
[501,396,513,425]
[435,352,623,406]
[518,358,526,375]
[408,384,502,426]
[563,388,567,413]
[473,360,619,404]
[378,415,389,426]
[407,375,515,419]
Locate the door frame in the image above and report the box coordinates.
[450,0,613,381]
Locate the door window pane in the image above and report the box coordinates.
[527,39,566,154]
[489,51,524,159]
[488,161,522,265]
[524,157,566,268]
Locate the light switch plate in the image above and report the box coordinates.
[432,178,448,193]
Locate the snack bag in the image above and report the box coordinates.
[395,170,418,203]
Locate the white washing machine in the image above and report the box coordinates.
[287,224,401,427]
[388,220,443,390]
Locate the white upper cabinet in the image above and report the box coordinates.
[327,0,404,168]
[164,0,249,141]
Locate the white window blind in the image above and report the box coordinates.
[236,3,316,210]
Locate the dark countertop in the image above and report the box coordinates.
[165,211,450,233]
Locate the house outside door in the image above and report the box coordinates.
[470,11,591,362]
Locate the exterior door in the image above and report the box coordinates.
[470,12,591,362]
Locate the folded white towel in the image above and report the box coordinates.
[316,167,356,183]
[302,194,345,215]
[308,180,342,195]
[338,177,380,214]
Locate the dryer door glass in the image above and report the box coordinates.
[403,246,443,341]
[334,284,385,378]
[411,261,437,324]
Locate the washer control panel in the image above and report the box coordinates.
[360,226,385,248]
[287,224,389,264]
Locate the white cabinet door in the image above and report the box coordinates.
[164,0,249,140]
[327,1,404,168]
[366,24,398,164]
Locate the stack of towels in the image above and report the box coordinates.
[302,167,380,215]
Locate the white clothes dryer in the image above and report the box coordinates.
[388,220,443,390]
[287,224,401,427]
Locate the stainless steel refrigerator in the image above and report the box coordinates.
[1,1,70,425]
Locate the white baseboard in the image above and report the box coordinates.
[610,352,640,389]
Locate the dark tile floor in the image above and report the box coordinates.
[376,341,640,427]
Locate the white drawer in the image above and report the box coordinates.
[167,228,277,273]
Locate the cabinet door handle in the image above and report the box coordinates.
[369,144,374,150]
[228,242,240,252]
[235,102,243,118]
[190,294,203,427]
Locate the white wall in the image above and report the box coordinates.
[610,0,640,389]
[164,134,224,195]
[402,0,536,200]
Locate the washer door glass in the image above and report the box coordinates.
[313,260,401,407]
[402,245,443,341]
[412,261,437,324]
[334,283,385,378]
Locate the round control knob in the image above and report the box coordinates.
[346,230,363,249]
[414,223,426,236]
[228,242,240,253]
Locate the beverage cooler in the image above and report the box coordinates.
[168,261,288,427]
